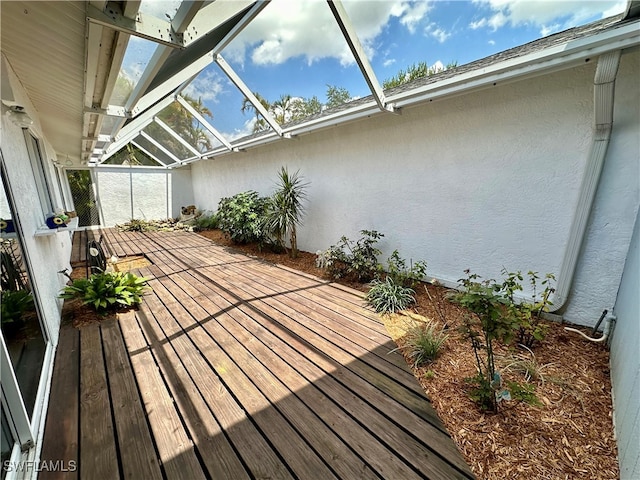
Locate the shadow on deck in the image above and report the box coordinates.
[40,229,474,480]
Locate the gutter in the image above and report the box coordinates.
[550,50,622,312]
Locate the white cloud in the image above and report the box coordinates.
[488,39,496,45]
[398,2,432,34]
[469,0,626,35]
[183,70,226,103]
[226,0,433,67]
[425,23,451,43]
[383,58,397,67]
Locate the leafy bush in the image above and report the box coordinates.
[365,277,415,314]
[1,289,34,325]
[385,250,427,288]
[394,322,448,368]
[60,271,148,312]
[217,191,269,244]
[451,270,527,412]
[193,211,219,231]
[325,230,384,282]
[501,269,556,348]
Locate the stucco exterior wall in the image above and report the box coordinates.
[611,206,640,480]
[95,167,193,226]
[1,57,72,344]
[192,52,639,328]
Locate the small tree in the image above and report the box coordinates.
[264,167,309,258]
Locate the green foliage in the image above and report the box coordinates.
[118,218,156,232]
[382,60,458,89]
[325,230,384,283]
[263,167,309,258]
[325,84,351,108]
[501,270,556,348]
[1,289,34,325]
[60,271,148,312]
[217,191,269,244]
[452,270,530,412]
[395,321,448,368]
[385,250,427,288]
[193,211,219,231]
[365,277,415,314]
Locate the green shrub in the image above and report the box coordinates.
[193,211,219,231]
[385,250,427,288]
[501,269,556,348]
[395,322,448,368]
[217,191,269,244]
[1,289,34,325]
[451,269,541,412]
[60,271,149,312]
[262,167,309,258]
[325,230,384,282]
[365,277,415,313]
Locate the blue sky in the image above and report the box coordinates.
[124,0,626,145]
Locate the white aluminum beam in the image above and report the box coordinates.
[139,130,183,165]
[131,1,269,116]
[327,0,394,113]
[103,95,176,157]
[215,54,287,137]
[87,2,184,48]
[175,95,233,150]
[131,139,167,167]
[154,117,202,158]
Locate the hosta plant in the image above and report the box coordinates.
[60,271,149,312]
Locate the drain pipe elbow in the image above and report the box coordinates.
[549,50,622,313]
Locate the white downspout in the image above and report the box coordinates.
[550,50,622,312]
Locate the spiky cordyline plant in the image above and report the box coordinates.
[264,167,309,258]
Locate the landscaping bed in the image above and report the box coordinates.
[198,228,619,480]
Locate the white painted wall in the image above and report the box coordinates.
[1,56,72,345]
[191,51,639,329]
[95,166,194,226]
[611,206,640,480]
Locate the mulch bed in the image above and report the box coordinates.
[197,229,619,480]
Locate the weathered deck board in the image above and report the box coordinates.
[39,326,79,480]
[79,325,118,480]
[43,229,474,480]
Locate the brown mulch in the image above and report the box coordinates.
[197,229,619,480]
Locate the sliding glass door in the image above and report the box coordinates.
[0,156,53,476]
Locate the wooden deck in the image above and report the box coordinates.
[41,229,474,479]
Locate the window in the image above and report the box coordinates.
[23,131,53,215]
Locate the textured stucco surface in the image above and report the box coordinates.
[191,55,638,328]
[610,206,640,480]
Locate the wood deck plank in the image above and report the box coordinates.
[100,319,163,480]
[46,229,473,480]
[117,311,206,480]
[170,266,471,477]
[39,326,79,480]
[152,270,385,480]
[132,308,252,480]
[138,276,294,480]
[79,325,119,480]
[144,272,339,480]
